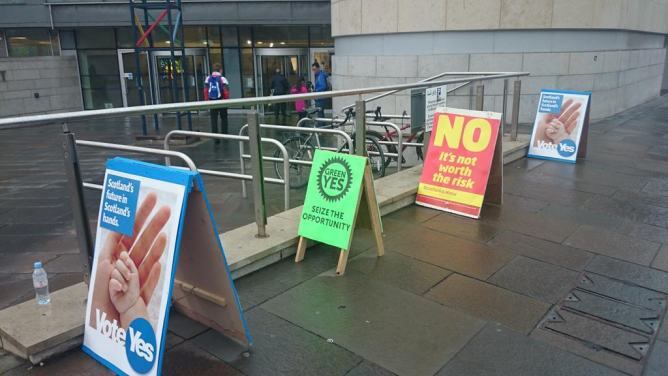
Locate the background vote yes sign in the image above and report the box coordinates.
[416,107,501,219]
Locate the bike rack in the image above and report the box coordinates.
[237,123,354,198]
[163,130,291,211]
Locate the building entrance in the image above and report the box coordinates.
[255,48,308,114]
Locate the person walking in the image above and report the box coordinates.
[311,61,329,119]
[270,68,290,119]
[204,63,229,144]
[291,76,309,119]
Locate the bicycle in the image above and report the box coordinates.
[365,107,425,169]
[272,108,321,189]
[334,108,386,179]
[272,107,387,188]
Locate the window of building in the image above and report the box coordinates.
[5,29,54,57]
[184,26,207,48]
[240,48,255,98]
[253,26,308,48]
[116,27,136,49]
[76,28,115,49]
[239,27,253,47]
[221,26,238,47]
[207,26,222,48]
[60,30,76,50]
[309,26,333,47]
[77,49,122,109]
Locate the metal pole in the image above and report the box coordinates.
[468,82,475,110]
[247,110,267,237]
[355,99,366,156]
[61,124,93,284]
[511,80,521,141]
[501,79,509,135]
[475,85,485,111]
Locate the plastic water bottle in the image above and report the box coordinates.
[32,262,50,305]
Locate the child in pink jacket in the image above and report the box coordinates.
[290,77,309,119]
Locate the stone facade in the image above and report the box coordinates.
[0,56,83,118]
[332,27,666,122]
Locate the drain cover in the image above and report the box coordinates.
[535,272,667,375]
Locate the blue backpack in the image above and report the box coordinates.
[208,76,222,99]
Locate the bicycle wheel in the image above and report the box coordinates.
[274,136,315,189]
[366,130,394,169]
[336,135,386,178]
[415,132,425,161]
[365,136,386,178]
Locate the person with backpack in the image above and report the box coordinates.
[290,76,309,119]
[204,63,230,143]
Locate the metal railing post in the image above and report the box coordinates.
[475,85,485,111]
[247,110,268,237]
[61,124,92,284]
[501,79,509,134]
[511,80,521,141]
[355,100,366,156]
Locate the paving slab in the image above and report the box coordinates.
[652,244,668,273]
[643,178,668,196]
[564,225,660,266]
[0,349,23,374]
[2,349,112,376]
[261,271,485,376]
[192,308,361,376]
[437,323,625,376]
[167,310,209,340]
[488,256,579,304]
[235,243,354,310]
[586,256,668,294]
[346,360,397,376]
[348,250,451,295]
[479,204,580,243]
[613,190,668,209]
[644,340,668,376]
[487,230,593,271]
[421,213,499,243]
[538,204,626,232]
[383,203,440,224]
[162,342,243,376]
[617,221,668,244]
[384,225,514,280]
[425,274,549,334]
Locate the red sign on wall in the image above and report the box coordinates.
[416,108,501,219]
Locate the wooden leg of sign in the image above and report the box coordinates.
[363,165,385,257]
[485,131,504,206]
[295,236,307,263]
[336,249,349,275]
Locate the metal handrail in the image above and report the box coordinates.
[75,139,198,172]
[341,72,525,111]
[237,123,355,198]
[163,130,291,211]
[0,72,529,129]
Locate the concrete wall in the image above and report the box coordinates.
[332,30,666,122]
[0,56,83,118]
[332,0,668,36]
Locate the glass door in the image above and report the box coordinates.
[118,49,151,107]
[152,49,208,104]
[255,48,308,114]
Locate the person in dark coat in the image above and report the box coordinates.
[270,68,290,119]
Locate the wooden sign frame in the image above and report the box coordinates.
[295,164,384,275]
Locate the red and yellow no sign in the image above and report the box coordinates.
[416,108,501,219]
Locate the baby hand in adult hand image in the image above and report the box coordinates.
[89,192,171,329]
[534,98,582,146]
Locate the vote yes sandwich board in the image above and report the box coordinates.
[83,158,251,376]
[528,89,591,163]
[416,107,502,219]
[296,150,384,275]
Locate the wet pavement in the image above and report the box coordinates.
[2,95,668,375]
